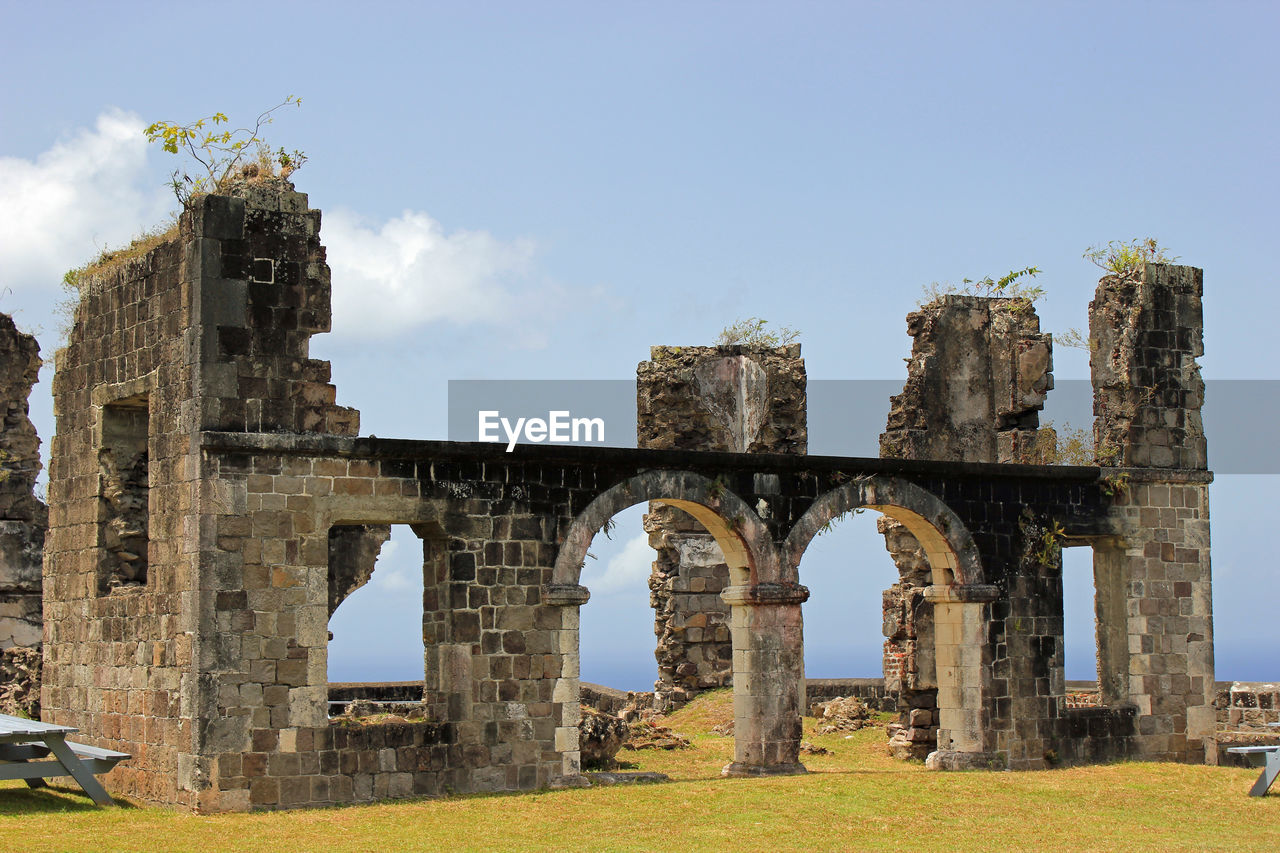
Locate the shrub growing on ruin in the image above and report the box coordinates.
[145,96,307,205]
[716,317,800,348]
[1083,238,1178,275]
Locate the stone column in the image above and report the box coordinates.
[544,583,590,785]
[924,584,1000,769]
[721,583,808,777]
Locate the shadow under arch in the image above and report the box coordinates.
[783,475,996,759]
[552,470,779,590]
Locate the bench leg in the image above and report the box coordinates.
[1248,751,1280,797]
[43,734,115,806]
[23,777,48,790]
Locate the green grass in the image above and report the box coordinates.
[2,691,1276,852]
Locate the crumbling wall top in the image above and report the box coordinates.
[638,344,806,454]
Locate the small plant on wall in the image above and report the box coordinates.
[145,96,308,205]
[717,318,800,348]
[1083,238,1177,275]
[919,266,1044,310]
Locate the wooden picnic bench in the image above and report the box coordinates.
[1226,722,1280,797]
[0,713,130,806]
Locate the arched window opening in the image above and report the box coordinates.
[799,509,935,759]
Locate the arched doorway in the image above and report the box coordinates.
[785,476,993,758]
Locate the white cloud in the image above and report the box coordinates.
[370,539,416,593]
[0,111,584,348]
[0,110,171,293]
[323,208,553,341]
[583,532,654,596]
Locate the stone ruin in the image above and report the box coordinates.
[0,313,46,717]
[0,178,1219,810]
[637,344,806,709]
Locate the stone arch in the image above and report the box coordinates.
[547,470,796,782]
[552,470,778,589]
[783,475,983,587]
[783,475,994,758]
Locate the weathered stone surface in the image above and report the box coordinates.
[1090,263,1206,469]
[623,717,692,752]
[879,295,1056,762]
[327,524,391,617]
[0,644,41,717]
[0,314,45,665]
[578,705,627,769]
[638,344,806,710]
[925,749,1004,771]
[881,295,1053,465]
[811,696,880,735]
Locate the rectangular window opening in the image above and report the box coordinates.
[326,523,440,722]
[1063,542,1128,709]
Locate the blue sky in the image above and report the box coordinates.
[2,1,1276,688]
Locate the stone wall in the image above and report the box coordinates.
[43,178,361,808]
[1089,263,1215,763]
[879,295,1054,759]
[1090,263,1206,469]
[636,344,806,708]
[0,313,46,653]
[881,296,1053,465]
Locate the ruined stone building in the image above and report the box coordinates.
[0,178,1214,810]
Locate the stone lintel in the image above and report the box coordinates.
[543,584,591,606]
[923,584,999,604]
[721,583,810,606]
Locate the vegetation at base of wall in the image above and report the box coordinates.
[716,318,800,348]
[1084,237,1178,275]
[145,96,307,206]
[918,266,1043,310]
[1,688,1274,852]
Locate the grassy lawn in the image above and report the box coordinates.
[1,691,1276,852]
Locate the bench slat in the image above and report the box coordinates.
[65,740,131,762]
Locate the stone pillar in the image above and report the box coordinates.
[1089,262,1214,763]
[721,584,808,777]
[880,295,1052,758]
[925,584,1001,770]
[637,344,806,709]
[544,583,590,785]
